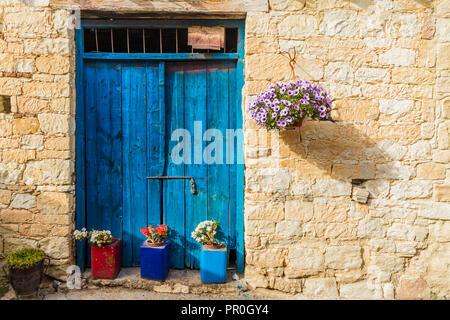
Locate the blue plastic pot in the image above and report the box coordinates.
[200,245,227,283]
[140,240,170,280]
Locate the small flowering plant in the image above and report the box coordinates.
[191,220,222,247]
[248,80,333,129]
[73,228,114,247]
[140,224,168,245]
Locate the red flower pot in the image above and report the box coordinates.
[91,238,121,279]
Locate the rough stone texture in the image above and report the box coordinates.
[0,0,448,299]
[0,3,74,281]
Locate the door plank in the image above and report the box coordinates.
[84,61,98,266]
[164,65,186,269]
[122,63,148,266]
[206,61,230,249]
[147,63,163,227]
[184,62,208,268]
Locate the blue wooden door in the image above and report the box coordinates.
[83,60,240,268]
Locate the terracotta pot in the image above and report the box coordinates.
[205,243,224,250]
[286,116,308,130]
[146,241,165,247]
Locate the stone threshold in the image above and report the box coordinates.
[84,267,249,295]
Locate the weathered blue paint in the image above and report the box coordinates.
[76,20,245,272]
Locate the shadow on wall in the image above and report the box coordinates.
[277,119,420,193]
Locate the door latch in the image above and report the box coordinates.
[146,176,196,195]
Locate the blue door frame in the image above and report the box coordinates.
[75,19,245,273]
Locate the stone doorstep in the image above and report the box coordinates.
[85,267,249,295]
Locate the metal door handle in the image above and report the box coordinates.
[147,176,196,194]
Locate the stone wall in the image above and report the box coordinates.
[0,0,75,280]
[0,0,448,299]
[243,0,449,299]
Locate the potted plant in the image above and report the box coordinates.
[140,224,170,280]
[74,228,121,279]
[2,248,49,297]
[248,80,333,130]
[192,220,227,283]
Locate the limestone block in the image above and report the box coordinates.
[366,140,407,161]
[436,18,450,43]
[437,121,450,149]
[277,15,318,39]
[396,242,417,257]
[339,281,382,299]
[285,200,313,221]
[23,159,74,185]
[21,135,44,150]
[276,221,302,236]
[17,97,49,114]
[430,222,450,242]
[38,114,73,135]
[0,78,22,95]
[324,62,354,82]
[320,10,358,38]
[417,40,436,68]
[0,162,24,184]
[325,246,362,270]
[15,59,34,73]
[303,278,338,297]
[383,283,395,299]
[245,220,276,235]
[0,209,33,223]
[287,248,324,270]
[418,202,450,220]
[246,201,285,221]
[313,201,349,222]
[269,0,305,10]
[432,150,450,163]
[278,39,306,53]
[10,194,36,209]
[246,249,284,268]
[397,276,430,300]
[37,192,73,214]
[369,239,396,253]
[12,118,40,135]
[4,10,52,35]
[409,141,431,160]
[390,181,433,200]
[437,43,450,69]
[388,13,421,38]
[36,56,70,74]
[362,180,390,198]
[34,214,70,225]
[322,83,361,98]
[3,237,38,254]
[434,185,450,202]
[387,223,415,241]
[375,162,415,179]
[312,180,352,197]
[357,218,385,238]
[39,237,70,259]
[391,68,435,85]
[379,48,415,66]
[355,67,389,83]
[315,222,357,239]
[416,163,446,180]
[246,12,270,37]
[0,190,12,205]
[273,278,302,294]
[2,149,35,163]
[0,53,15,73]
[379,99,413,119]
[359,11,386,38]
[24,38,71,55]
[23,82,71,99]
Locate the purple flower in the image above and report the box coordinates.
[280,87,286,94]
[318,106,326,112]
[285,116,293,122]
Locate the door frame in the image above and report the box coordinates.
[75,19,245,273]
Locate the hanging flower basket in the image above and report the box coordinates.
[248,80,332,130]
